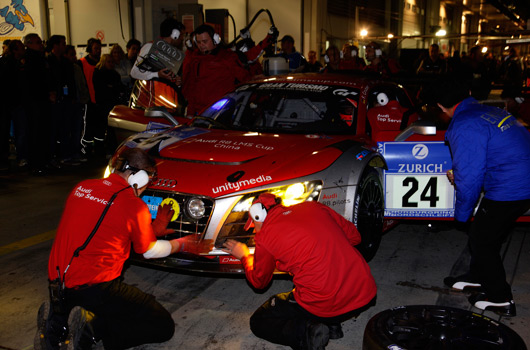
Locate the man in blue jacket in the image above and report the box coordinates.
[437,80,530,317]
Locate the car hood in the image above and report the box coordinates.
[128,126,353,197]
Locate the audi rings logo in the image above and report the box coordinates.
[153,178,177,188]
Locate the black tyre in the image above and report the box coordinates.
[363,305,527,350]
[354,168,384,262]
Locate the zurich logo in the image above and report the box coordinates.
[412,144,428,160]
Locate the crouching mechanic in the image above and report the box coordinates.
[223,193,376,349]
[35,148,198,349]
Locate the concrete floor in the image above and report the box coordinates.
[1,159,529,349]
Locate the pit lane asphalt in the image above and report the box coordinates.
[1,158,529,349]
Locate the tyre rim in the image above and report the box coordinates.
[358,176,384,250]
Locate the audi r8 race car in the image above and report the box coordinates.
[106,73,527,274]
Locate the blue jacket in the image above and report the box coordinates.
[446,97,530,222]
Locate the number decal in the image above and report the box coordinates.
[402,177,439,208]
[420,177,439,207]
[402,177,418,207]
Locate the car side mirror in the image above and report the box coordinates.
[394,120,437,141]
[144,106,179,126]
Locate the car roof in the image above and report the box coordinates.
[244,72,392,89]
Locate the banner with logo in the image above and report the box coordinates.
[0,0,42,42]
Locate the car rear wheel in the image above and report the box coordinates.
[363,305,527,350]
[354,168,384,262]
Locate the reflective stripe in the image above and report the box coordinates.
[497,116,510,128]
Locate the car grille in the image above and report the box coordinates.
[141,189,214,240]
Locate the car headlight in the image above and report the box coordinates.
[103,165,112,178]
[215,180,323,247]
[186,197,206,220]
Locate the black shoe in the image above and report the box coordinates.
[468,293,517,317]
[34,301,66,350]
[328,323,344,340]
[61,307,96,350]
[444,274,482,291]
[304,321,329,350]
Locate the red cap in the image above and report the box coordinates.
[244,193,278,231]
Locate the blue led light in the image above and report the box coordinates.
[210,99,229,111]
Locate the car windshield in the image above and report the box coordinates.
[197,83,361,135]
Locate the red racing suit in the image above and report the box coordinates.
[48,173,156,288]
[181,47,250,116]
[241,201,377,317]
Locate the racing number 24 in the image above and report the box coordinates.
[402,177,439,207]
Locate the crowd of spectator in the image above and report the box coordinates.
[0,34,141,174]
[1,25,528,175]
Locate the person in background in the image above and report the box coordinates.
[305,50,323,72]
[500,47,524,102]
[93,54,126,157]
[0,39,25,170]
[339,44,365,70]
[1,39,11,56]
[130,18,184,83]
[78,38,102,156]
[277,35,307,72]
[181,24,250,117]
[416,43,446,75]
[460,46,491,100]
[223,193,376,350]
[438,79,530,318]
[320,45,341,73]
[110,44,133,93]
[124,39,141,89]
[64,44,90,163]
[46,35,78,166]
[363,41,401,77]
[23,33,54,175]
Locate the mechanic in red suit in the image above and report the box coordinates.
[223,193,376,350]
[35,148,200,349]
[181,24,251,117]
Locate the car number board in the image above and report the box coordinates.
[378,141,455,218]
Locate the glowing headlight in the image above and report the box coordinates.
[233,181,323,213]
[103,165,112,178]
[186,198,206,219]
[284,183,305,201]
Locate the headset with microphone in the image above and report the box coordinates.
[193,32,221,45]
[170,28,180,40]
[114,157,151,191]
[249,202,268,223]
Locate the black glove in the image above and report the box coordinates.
[240,28,251,39]
[268,26,279,38]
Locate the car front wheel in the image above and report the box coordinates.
[353,168,384,262]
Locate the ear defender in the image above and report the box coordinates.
[324,55,329,63]
[249,203,268,223]
[171,28,180,40]
[212,33,221,45]
[375,48,382,57]
[340,51,344,59]
[127,170,150,189]
[376,92,389,106]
